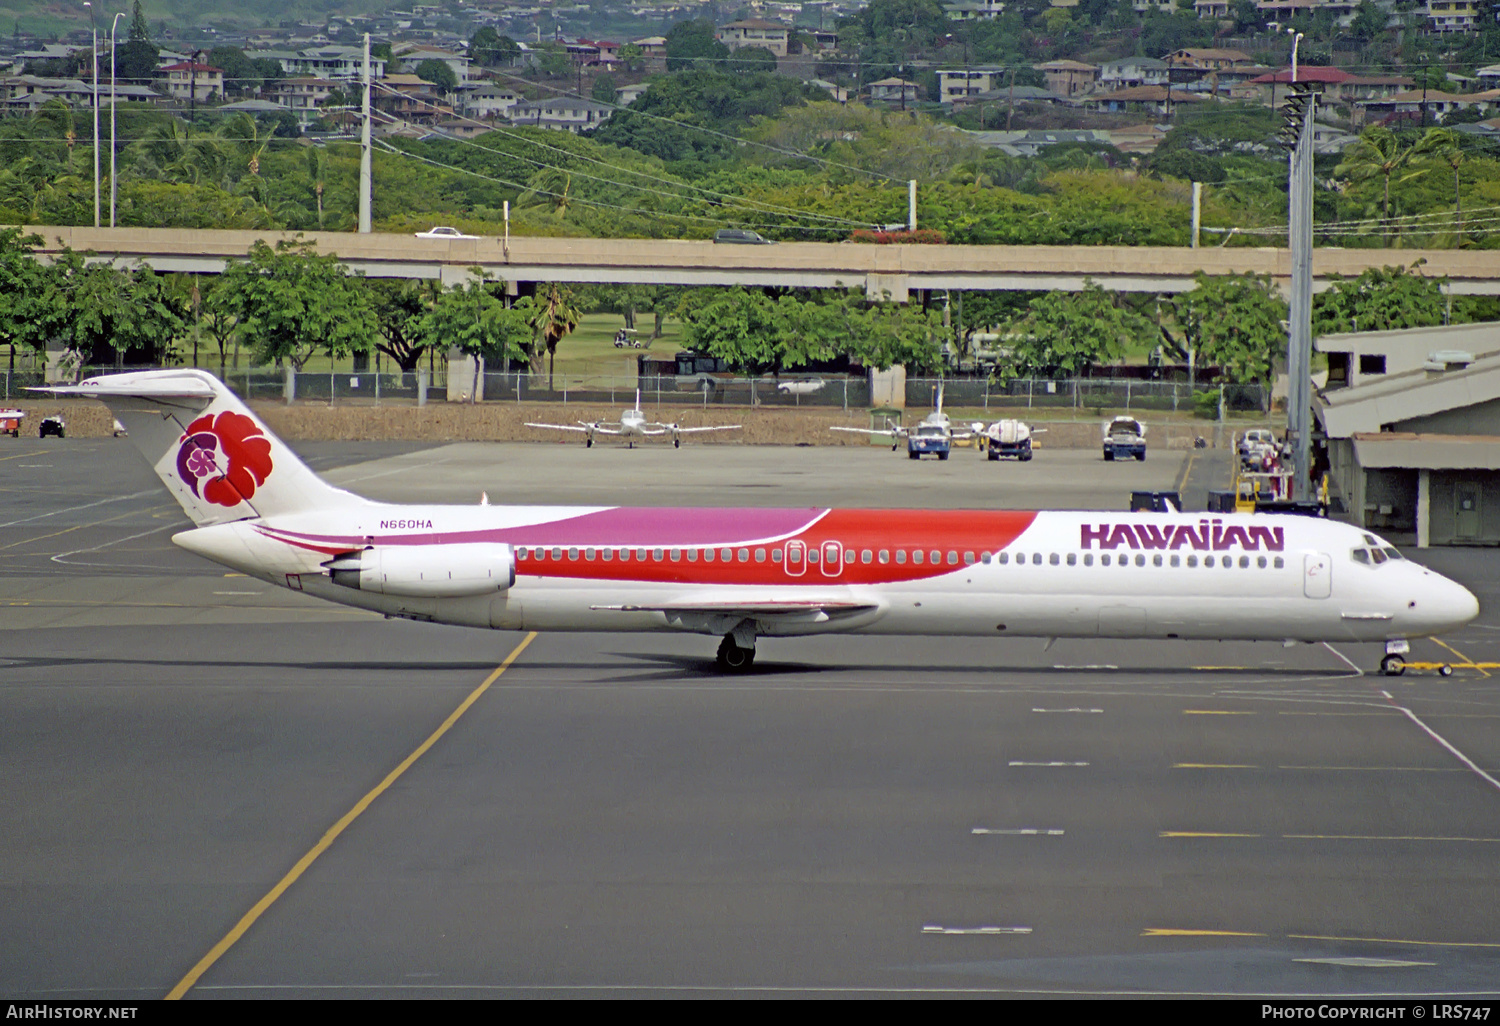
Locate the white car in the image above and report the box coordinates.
[414,226,479,239]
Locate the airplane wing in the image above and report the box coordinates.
[830,426,902,438]
[591,598,879,628]
[524,422,591,433]
[674,425,742,434]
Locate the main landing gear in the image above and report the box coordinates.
[716,634,756,673]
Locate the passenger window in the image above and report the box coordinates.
[980,552,991,564]
[703,549,714,562]
[1153,554,1162,567]
[1204,555,1215,567]
[1032,553,1043,566]
[913,550,925,565]
[553,548,563,560]
[636,548,647,561]
[585,548,596,561]
[997,552,1008,564]
[1049,553,1060,566]
[862,549,873,564]
[518,547,529,559]
[1101,554,1110,566]
[1274,556,1284,569]
[652,548,663,561]
[686,549,697,562]
[879,550,890,564]
[721,547,733,561]
[931,550,942,565]
[569,548,579,560]
[964,552,975,565]
[1236,555,1247,568]
[603,548,614,561]
[1066,553,1077,566]
[896,550,907,564]
[948,551,958,565]
[784,547,797,563]
[669,549,680,562]
[1083,553,1093,566]
[1135,554,1145,567]
[1170,555,1180,567]
[1257,556,1267,568]
[1187,555,1198,567]
[772,549,783,563]
[754,548,766,562]
[809,549,820,564]
[738,548,750,562]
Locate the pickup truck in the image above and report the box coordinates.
[907,423,951,460]
[1101,416,1146,461]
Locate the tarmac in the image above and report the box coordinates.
[2,437,1499,998]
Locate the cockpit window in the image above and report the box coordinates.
[1351,549,1370,565]
[1384,547,1404,560]
[1363,534,1380,545]
[1371,548,1388,564]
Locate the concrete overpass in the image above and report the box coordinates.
[24,226,1500,300]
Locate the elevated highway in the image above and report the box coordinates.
[23,225,1500,298]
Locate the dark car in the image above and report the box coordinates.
[39,415,65,438]
[712,229,774,245]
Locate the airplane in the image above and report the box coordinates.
[830,384,978,459]
[525,390,740,448]
[37,370,1479,677]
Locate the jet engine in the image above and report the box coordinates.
[324,543,515,598]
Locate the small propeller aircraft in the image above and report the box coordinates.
[526,391,741,448]
[829,384,977,459]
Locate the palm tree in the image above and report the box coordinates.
[1414,127,1466,246]
[1335,127,1424,246]
[529,283,581,389]
[306,147,327,229]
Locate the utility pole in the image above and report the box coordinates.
[1191,180,1201,248]
[359,32,372,234]
[85,1,98,228]
[109,10,122,228]
[1281,79,1318,503]
[908,179,916,231]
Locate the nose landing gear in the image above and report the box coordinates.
[716,634,755,672]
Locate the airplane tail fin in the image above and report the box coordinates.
[35,369,364,526]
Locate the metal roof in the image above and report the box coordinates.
[1351,432,1500,470]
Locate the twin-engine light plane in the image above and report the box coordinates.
[525,390,740,448]
[40,371,1479,675]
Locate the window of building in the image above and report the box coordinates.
[1359,354,1387,375]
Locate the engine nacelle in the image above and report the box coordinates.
[325,543,515,598]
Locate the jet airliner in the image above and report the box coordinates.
[41,371,1479,675]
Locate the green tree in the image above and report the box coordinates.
[368,278,439,372]
[1335,127,1424,244]
[1174,273,1286,406]
[529,283,582,387]
[220,239,376,370]
[470,27,521,66]
[0,228,54,373]
[43,251,184,367]
[1312,264,1448,335]
[1413,127,1467,244]
[1002,281,1148,376]
[420,275,532,386]
[665,19,730,72]
[415,58,458,94]
[617,43,645,73]
[591,73,618,104]
[114,0,159,81]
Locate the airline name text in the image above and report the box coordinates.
[1081,519,1285,553]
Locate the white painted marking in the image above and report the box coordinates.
[1009,761,1089,767]
[1386,699,1500,795]
[0,489,157,528]
[212,591,262,596]
[972,828,1065,836]
[922,925,1032,936]
[1294,957,1435,968]
[17,464,52,467]
[1051,665,1118,671]
[1032,708,1103,714]
[1322,643,1364,676]
[49,524,175,565]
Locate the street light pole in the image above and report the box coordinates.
[109,10,124,228]
[85,2,99,228]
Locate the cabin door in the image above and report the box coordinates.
[1303,553,1332,599]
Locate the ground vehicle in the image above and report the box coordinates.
[1238,429,1281,471]
[414,226,479,239]
[712,229,773,245]
[612,329,648,349]
[0,409,23,437]
[984,420,1035,461]
[1102,416,1146,461]
[39,415,64,438]
[907,423,951,460]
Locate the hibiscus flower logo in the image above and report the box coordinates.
[175,411,274,508]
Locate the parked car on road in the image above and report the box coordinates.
[414,226,479,239]
[712,229,773,245]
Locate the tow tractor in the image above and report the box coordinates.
[0,409,23,437]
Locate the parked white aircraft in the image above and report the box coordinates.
[830,385,978,457]
[525,391,741,448]
[41,371,1478,676]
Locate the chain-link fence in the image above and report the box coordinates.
[18,366,1267,414]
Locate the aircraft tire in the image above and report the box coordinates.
[716,635,755,673]
[1381,654,1405,677]
[585,438,592,448]
[1440,664,1454,677]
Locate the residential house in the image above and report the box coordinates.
[155,61,224,103]
[615,82,650,106]
[1038,59,1098,97]
[396,45,472,84]
[1083,84,1208,116]
[808,78,849,104]
[246,45,386,82]
[464,84,522,119]
[510,96,612,132]
[943,0,1005,17]
[937,67,1007,105]
[1354,89,1495,127]
[1097,57,1168,91]
[266,76,337,112]
[1428,0,1477,32]
[867,77,921,106]
[715,19,790,56]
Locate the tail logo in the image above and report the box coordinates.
[176,411,273,507]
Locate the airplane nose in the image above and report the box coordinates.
[1413,572,1480,634]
